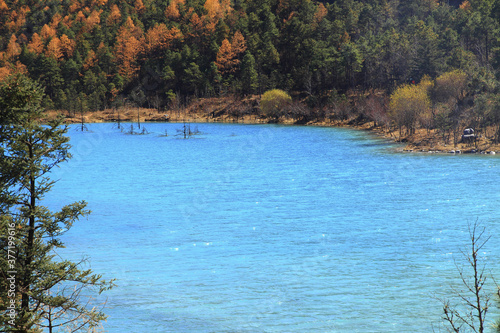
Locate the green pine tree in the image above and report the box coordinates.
[241,51,258,94]
[0,74,114,332]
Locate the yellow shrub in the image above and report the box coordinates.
[260,89,292,120]
[389,83,431,134]
[433,70,467,103]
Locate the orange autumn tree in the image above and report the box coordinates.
[5,10,17,32]
[61,15,72,29]
[201,0,232,33]
[28,33,45,55]
[204,0,231,21]
[134,0,145,14]
[121,16,143,39]
[0,66,11,81]
[60,34,76,58]
[204,0,221,20]
[40,24,56,41]
[188,12,204,36]
[68,0,80,13]
[0,35,23,82]
[215,31,246,75]
[85,9,102,32]
[6,7,29,33]
[45,37,63,60]
[144,24,182,55]
[107,5,121,26]
[50,13,62,29]
[165,0,185,20]
[0,0,9,11]
[314,3,328,27]
[5,34,21,60]
[114,17,144,80]
[0,61,27,82]
[83,50,97,70]
[215,39,234,74]
[231,30,246,55]
[75,10,86,23]
[187,11,213,48]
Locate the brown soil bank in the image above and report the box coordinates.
[45,96,500,155]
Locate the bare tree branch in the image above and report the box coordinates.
[439,220,493,333]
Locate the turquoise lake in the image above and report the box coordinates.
[45,122,500,332]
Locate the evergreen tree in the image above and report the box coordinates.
[0,74,114,332]
[241,51,258,94]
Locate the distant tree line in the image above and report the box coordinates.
[0,0,499,117]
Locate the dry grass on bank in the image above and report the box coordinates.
[47,96,265,124]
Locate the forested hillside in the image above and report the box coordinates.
[0,0,499,115]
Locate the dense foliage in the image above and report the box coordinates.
[0,0,499,113]
[261,88,291,120]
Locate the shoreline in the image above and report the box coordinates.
[46,101,500,156]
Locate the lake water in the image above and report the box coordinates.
[45,122,500,332]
